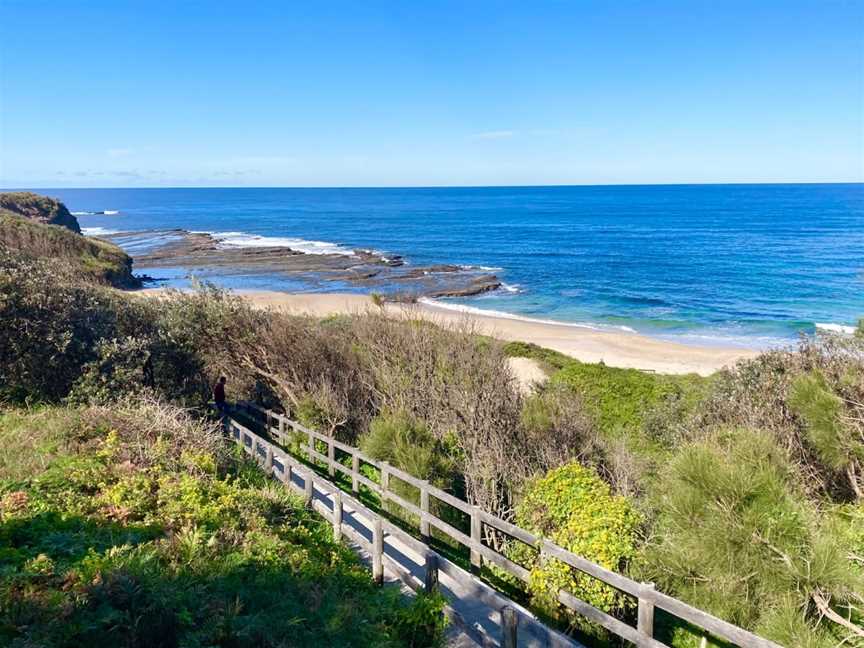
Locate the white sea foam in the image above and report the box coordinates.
[81,227,119,236]
[500,283,522,294]
[72,210,120,216]
[418,297,637,333]
[461,264,503,272]
[815,322,857,335]
[205,231,354,256]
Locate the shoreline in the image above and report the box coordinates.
[138,288,761,376]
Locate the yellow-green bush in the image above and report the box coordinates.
[511,462,641,625]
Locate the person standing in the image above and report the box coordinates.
[213,376,227,415]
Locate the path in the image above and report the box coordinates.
[230,414,582,648]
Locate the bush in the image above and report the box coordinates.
[639,428,863,647]
[0,253,146,402]
[0,402,447,647]
[0,257,259,407]
[361,411,455,487]
[695,335,864,502]
[551,360,705,437]
[510,461,641,635]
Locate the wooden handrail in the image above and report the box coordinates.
[231,401,785,648]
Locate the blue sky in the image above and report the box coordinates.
[1,1,862,187]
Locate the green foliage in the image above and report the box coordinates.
[361,411,455,487]
[0,403,446,647]
[503,340,572,370]
[790,370,864,473]
[0,206,139,287]
[0,257,260,406]
[511,461,641,635]
[639,428,863,647]
[551,360,705,436]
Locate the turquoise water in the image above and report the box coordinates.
[46,184,864,348]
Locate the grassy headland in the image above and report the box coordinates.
[0,192,139,288]
[1,192,862,647]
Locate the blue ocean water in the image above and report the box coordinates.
[44,184,864,349]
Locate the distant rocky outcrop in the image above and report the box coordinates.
[0,191,82,234]
[107,228,503,299]
[0,192,140,288]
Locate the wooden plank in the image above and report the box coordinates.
[556,589,667,648]
[638,582,655,642]
[327,438,335,477]
[372,518,384,585]
[304,471,313,507]
[424,552,439,593]
[332,490,343,541]
[351,454,360,494]
[541,540,642,597]
[646,589,783,648]
[477,509,539,548]
[380,462,390,495]
[470,506,482,571]
[501,606,518,648]
[476,544,530,583]
[420,486,430,541]
[425,484,473,515]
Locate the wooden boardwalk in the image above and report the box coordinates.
[227,403,784,648]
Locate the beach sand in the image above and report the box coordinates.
[138,289,759,376]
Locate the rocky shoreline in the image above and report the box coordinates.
[95,228,503,301]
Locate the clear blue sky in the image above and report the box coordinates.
[1,0,862,187]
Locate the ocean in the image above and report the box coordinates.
[43,184,864,349]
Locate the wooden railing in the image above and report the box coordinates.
[231,401,784,648]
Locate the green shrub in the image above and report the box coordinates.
[360,411,455,487]
[790,370,864,483]
[551,360,705,436]
[510,461,641,634]
[0,403,446,647]
[639,428,863,647]
[696,335,864,501]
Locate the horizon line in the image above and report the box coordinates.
[2,180,863,191]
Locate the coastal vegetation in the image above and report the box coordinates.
[1,193,862,646]
[0,192,138,288]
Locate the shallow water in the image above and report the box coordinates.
[46,184,864,348]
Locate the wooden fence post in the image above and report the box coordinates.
[351,454,360,494]
[638,582,656,642]
[420,486,430,542]
[470,505,482,572]
[332,490,343,541]
[424,551,438,593]
[372,518,384,585]
[278,416,285,440]
[327,438,335,477]
[304,471,313,508]
[307,429,315,465]
[380,462,390,495]
[264,446,273,472]
[501,606,517,648]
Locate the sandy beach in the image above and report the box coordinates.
[139,288,760,376]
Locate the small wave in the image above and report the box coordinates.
[417,298,637,333]
[81,227,120,236]
[815,322,857,335]
[205,231,354,256]
[500,283,523,294]
[72,210,120,216]
[461,264,503,272]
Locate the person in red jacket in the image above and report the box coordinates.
[213,376,227,415]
